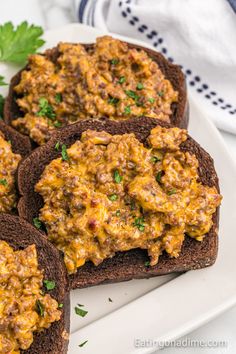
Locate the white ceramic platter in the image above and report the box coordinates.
[1,23,236,354]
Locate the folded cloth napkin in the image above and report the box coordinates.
[74,0,236,134]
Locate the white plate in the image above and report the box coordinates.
[2,23,236,354]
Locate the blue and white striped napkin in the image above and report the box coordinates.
[74,0,236,134]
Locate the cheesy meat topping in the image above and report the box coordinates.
[35,126,222,274]
[13,36,178,145]
[0,132,21,213]
[0,241,61,353]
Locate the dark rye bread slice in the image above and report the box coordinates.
[4,40,189,141]
[0,214,70,354]
[0,120,31,157]
[17,117,219,289]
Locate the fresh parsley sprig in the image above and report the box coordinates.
[0,21,45,64]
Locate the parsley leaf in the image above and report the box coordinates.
[110,58,119,65]
[61,144,69,161]
[0,76,7,86]
[0,178,7,186]
[167,188,177,195]
[124,105,131,115]
[148,97,155,104]
[108,96,119,105]
[158,91,164,97]
[33,217,42,229]
[37,98,56,119]
[108,194,118,201]
[133,217,145,231]
[125,90,139,101]
[35,299,44,317]
[156,171,163,183]
[144,260,150,267]
[136,82,144,90]
[55,93,62,103]
[116,210,121,216]
[75,305,88,317]
[0,22,45,64]
[43,280,56,291]
[79,340,88,348]
[113,170,122,184]
[0,95,4,118]
[58,303,64,308]
[118,76,125,84]
[55,141,60,151]
[151,156,161,163]
[54,121,62,128]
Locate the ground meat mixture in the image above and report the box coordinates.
[13,36,178,145]
[35,126,222,274]
[0,241,61,353]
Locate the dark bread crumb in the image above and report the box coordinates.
[17,117,220,290]
[0,214,70,354]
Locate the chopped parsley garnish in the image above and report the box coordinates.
[75,305,88,318]
[79,340,88,348]
[116,210,121,216]
[108,297,113,302]
[35,299,44,317]
[133,217,145,231]
[148,97,155,104]
[124,105,131,115]
[151,156,161,163]
[0,22,45,64]
[125,90,143,107]
[33,217,42,229]
[136,82,144,90]
[158,91,164,97]
[0,95,5,118]
[144,261,150,267]
[54,121,62,128]
[55,93,62,103]
[61,144,69,161]
[43,280,56,291]
[110,58,119,65]
[114,170,122,183]
[77,303,84,307]
[167,188,177,195]
[118,76,125,84]
[55,141,60,151]
[108,194,118,201]
[37,98,56,119]
[58,303,64,308]
[0,75,7,86]
[0,178,7,186]
[156,171,163,183]
[125,90,139,101]
[108,96,120,105]
[130,200,136,210]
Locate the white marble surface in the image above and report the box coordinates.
[0,1,236,353]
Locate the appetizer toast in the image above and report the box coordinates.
[17,117,221,289]
[0,214,70,353]
[4,36,188,145]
